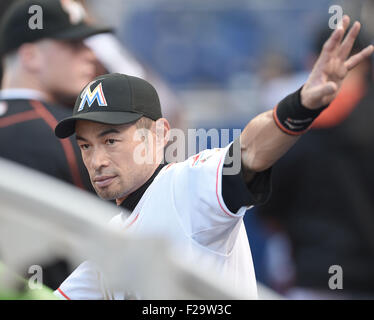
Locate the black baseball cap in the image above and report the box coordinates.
[0,0,112,55]
[55,73,163,138]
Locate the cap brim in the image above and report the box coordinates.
[55,111,143,138]
[53,23,113,41]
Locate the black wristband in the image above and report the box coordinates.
[273,87,328,135]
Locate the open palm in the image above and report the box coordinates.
[301,15,374,110]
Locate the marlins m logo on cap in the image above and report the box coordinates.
[60,0,86,24]
[78,81,107,112]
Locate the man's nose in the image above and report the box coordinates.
[90,148,110,171]
[80,44,97,64]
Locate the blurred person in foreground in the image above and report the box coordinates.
[52,16,374,299]
[257,27,374,299]
[0,0,110,289]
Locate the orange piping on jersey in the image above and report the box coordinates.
[192,154,200,166]
[57,287,71,300]
[29,100,85,189]
[124,212,140,230]
[165,162,175,170]
[216,153,235,217]
[0,110,40,128]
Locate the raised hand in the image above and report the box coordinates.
[301,15,374,110]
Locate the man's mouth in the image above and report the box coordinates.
[93,176,117,188]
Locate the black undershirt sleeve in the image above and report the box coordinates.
[221,138,272,213]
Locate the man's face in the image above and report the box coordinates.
[75,120,157,201]
[38,39,96,100]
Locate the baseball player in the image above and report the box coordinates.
[53,15,373,299]
[0,0,110,289]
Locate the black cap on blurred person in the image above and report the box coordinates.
[314,26,370,55]
[55,73,163,138]
[0,0,112,56]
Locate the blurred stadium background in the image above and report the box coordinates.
[1,0,374,299]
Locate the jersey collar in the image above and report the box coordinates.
[0,88,47,101]
[118,163,167,212]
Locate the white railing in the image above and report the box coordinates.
[0,157,282,299]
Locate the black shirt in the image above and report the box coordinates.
[0,97,93,192]
[257,86,374,294]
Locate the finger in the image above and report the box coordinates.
[322,15,350,53]
[322,93,337,106]
[317,81,338,97]
[345,44,374,70]
[322,28,344,53]
[305,82,338,108]
[338,21,361,60]
[339,14,351,33]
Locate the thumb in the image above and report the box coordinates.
[318,81,338,97]
[303,82,338,109]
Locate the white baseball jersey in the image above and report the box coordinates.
[55,143,270,300]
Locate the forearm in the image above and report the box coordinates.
[239,15,374,179]
[239,84,328,176]
[240,110,300,174]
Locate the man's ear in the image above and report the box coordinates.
[18,42,43,72]
[155,118,170,148]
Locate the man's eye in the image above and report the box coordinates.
[106,139,116,145]
[80,144,89,150]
